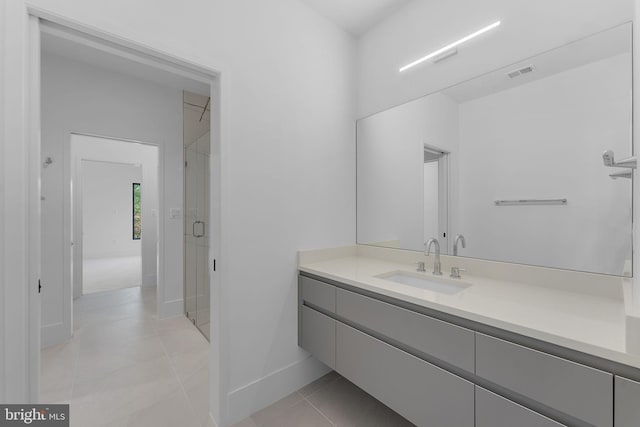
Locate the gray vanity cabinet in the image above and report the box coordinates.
[298,273,639,427]
[615,376,640,427]
[300,306,335,369]
[475,333,613,427]
[335,288,475,372]
[336,322,474,427]
[300,276,336,312]
[475,387,566,427]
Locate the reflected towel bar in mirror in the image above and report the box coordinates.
[494,199,567,206]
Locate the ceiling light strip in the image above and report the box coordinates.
[399,20,501,72]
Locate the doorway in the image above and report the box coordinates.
[423,145,450,251]
[70,134,159,297]
[81,160,142,294]
[17,12,225,422]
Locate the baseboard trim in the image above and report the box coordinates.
[158,298,183,319]
[41,322,71,348]
[227,356,330,425]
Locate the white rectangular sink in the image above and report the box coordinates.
[376,270,471,295]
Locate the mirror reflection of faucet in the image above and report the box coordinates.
[424,238,442,275]
[450,266,466,279]
[453,234,466,256]
[603,150,636,169]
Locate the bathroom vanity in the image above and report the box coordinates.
[298,246,640,427]
[301,21,640,427]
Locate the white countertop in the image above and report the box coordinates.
[298,245,640,370]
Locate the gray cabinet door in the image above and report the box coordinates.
[300,306,335,369]
[300,276,336,312]
[476,387,566,427]
[615,376,640,427]
[336,288,474,372]
[476,333,613,427]
[336,322,474,427]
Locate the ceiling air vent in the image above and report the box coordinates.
[506,64,534,79]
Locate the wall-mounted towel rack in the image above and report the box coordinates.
[609,170,633,180]
[494,198,567,206]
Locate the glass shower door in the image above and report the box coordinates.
[184,134,210,340]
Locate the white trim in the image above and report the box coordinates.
[227,357,331,425]
[28,6,216,83]
[158,298,185,319]
[3,0,33,402]
[209,74,229,426]
[0,0,6,403]
[40,323,66,348]
[27,14,41,403]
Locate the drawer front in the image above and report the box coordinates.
[300,306,335,369]
[615,376,640,427]
[300,275,336,313]
[476,333,613,427]
[476,387,566,427]
[336,322,474,427]
[336,288,474,372]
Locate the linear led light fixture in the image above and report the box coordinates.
[399,21,501,72]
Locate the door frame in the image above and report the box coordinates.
[19,6,229,425]
[423,143,450,253]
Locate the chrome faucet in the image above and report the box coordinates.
[424,238,442,276]
[453,234,466,256]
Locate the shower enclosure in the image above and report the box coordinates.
[184,92,211,340]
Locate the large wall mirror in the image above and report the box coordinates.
[357,23,632,276]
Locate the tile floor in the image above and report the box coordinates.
[41,286,413,427]
[40,286,213,427]
[83,256,142,294]
[232,371,415,427]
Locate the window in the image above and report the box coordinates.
[132,183,141,240]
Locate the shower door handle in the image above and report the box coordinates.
[193,221,205,238]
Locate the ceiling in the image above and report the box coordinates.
[299,0,414,36]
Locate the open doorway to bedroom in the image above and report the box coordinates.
[70,134,159,296]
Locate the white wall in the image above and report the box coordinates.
[211,2,355,423]
[40,51,182,346]
[357,92,458,251]
[357,0,633,117]
[457,54,632,275]
[3,0,356,424]
[82,161,142,259]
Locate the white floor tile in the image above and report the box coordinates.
[40,286,211,427]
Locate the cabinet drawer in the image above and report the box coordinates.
[476,333,613,427]
[336,288,474,372]
[300,276,336,312]
[476,387,566,427]
[336,322,474,427]
[615,376,640,427]
[300,306,335,369]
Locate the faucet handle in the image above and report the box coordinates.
[450,267,466,279]
[416,262,426,273]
